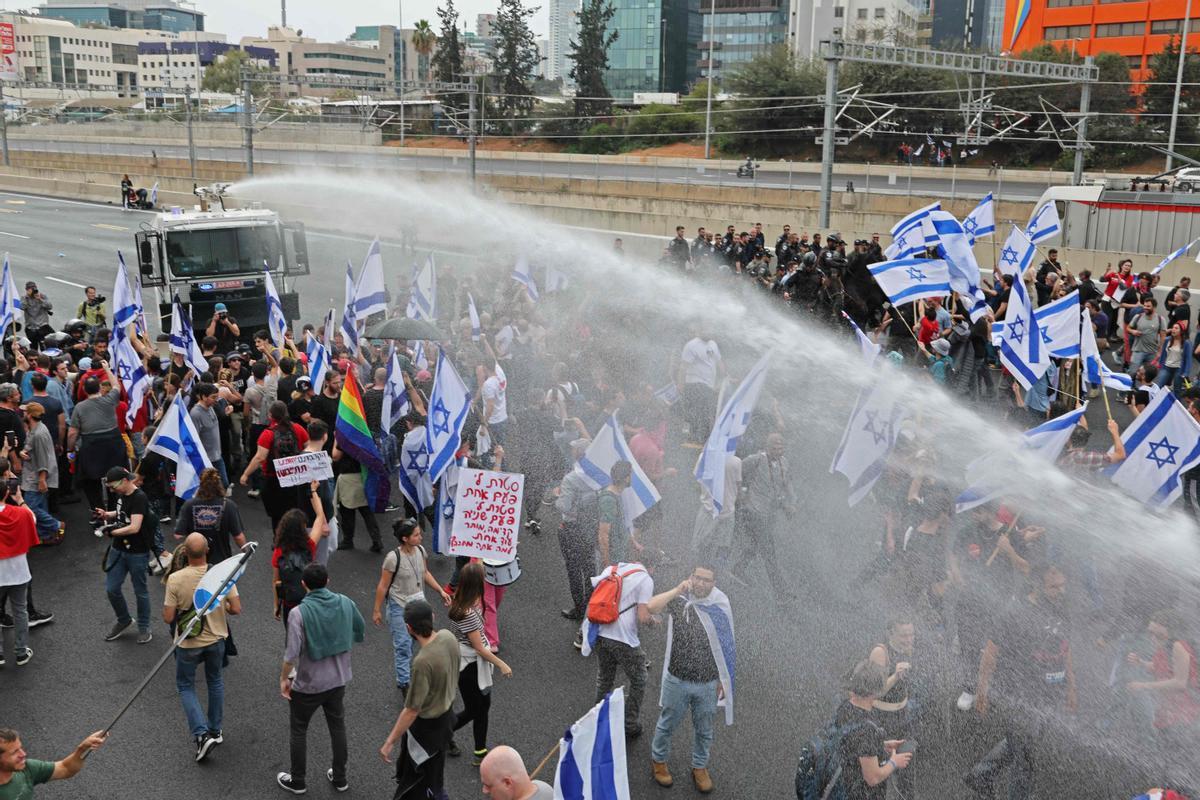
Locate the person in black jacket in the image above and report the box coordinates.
[666,227,692,271]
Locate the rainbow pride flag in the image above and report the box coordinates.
[335,368,390,512]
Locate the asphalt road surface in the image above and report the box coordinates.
[8,137,1050,202]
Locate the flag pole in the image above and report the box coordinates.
[985,513,1021,567]
[529,740,561,780]
[85,542,259,756]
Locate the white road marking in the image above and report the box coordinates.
[92,223,129,232]
[0,231,30,239]
[43,275,89,289]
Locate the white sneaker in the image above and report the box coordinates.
[246,488,260,498]
[956,691,976,711]
[225,486,233,497]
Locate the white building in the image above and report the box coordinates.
[546,0,579,85]
[788,0,922,61]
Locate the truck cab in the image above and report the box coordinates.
[134,186,309,340]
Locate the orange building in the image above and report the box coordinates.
[1004,0,1194,80]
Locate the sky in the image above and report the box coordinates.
[179,0,548,44]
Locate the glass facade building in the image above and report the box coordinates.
[604,0,701,99]
[699,5,786,84]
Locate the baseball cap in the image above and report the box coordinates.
[24,281,36,290]
[214,302,228,312]
[226,351,243,362]
[403,599,434,628]
[105,466,134,485]
[296,376,312,390]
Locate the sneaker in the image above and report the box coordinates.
[137,630,153,645]
[157,552,173,571]
[0,613,11,629]
[15,647,32,666]
[0,651,5,666]
[573,631,583,650]
[28,611,54,628]
[471,748,489,766]
[957,691,976,712]
[53,522,65,545]
[447,738,461,757]
[160,515,173,524]
[208,730,224,745]
[105,621,132,641]
[195,733,218,763]
[276,772,307,794]
[225,486,233,497]
[326,768,348,792]
[383,503,400,513]
[246,488,261,499]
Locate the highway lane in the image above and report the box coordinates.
[7,137,1049,202]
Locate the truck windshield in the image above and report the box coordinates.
[164,225,282,277]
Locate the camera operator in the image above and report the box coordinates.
[95,466,154,645]
[205,303,241,354]
[22,283,53,350]
[74,287,106,343]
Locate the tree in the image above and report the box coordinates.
[431,0,465,87]
[493,0,541,132]
[202,49,263,95]
[723,46,824,156]
[412,19,436,82]
[568,0,617,121]
[1145,37,1200,156]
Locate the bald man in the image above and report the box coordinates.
[163,532,242,763]
[479,746,553,800]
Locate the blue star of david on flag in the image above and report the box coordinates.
[963,217,978,234]
[1000,246,1019,266]
[894,233,908,251]
[905,266,926,282]
[1007,317,1026,345]
[862,409,889,446]
[1145,436,1179,469]
[431,399,451,437]
[1040,327,1053,345]
[406,447,428,475]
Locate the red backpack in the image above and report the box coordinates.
[586,566,644,625]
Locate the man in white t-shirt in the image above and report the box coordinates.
[676,330,723,444]
[478,745,553,799]
[481,357,509,447]
[582,561,654,738]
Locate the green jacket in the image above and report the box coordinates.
[298,588,365,661]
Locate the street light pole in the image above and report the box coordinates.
[398,1,405,146]
[702,0,716,159]
[1167,0,1193,173]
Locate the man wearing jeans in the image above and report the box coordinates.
[96,466,154,644]
[0,482,39,667]
[278,562,364,795]
[19,403,62,545]
[580,561,654,739]
[646,564,733,795]
[163,533,241,762]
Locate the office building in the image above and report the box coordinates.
[929,0,1003,51]
[788,0,922,60]
[37,0,204,32]
[547,0,579,84]
[604,0,702,100]
[699,0,788,86]
[241,26,391,93]
[138,39,275,93]
[477,13,498,38]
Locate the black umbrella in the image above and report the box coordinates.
[365,317,445,341]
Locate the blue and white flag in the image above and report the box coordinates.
[147,392,212,499]
[912,143,924,158]
[306,309,333,394]
[954,404,1087,514]
[340,261,359,356]
[467,292,481,342]
[413,340,428,371]
[653,382,680,406]
[1107,391,1200,509]
[930,210,990,322]
[1080,307,1133,392]
[263,267,289,350]
[149,182,159,207]
[576,415,661,526]
[511,255,540,302]
[695,352,771,516]
[381,343,411,434]
[353,237,388,319]
[546,264,570,293]
[553,687,631,800]
[189,550,251,629]
[993,290,1081,357]
[431,456,464,555]
[963,193,996,245]
[397,425,434,512]
[113,253,151,425]
[407,256,437,321]
[660,587,735,725]
[132,274,147,337]
[0,255,20,336]
[886,202,940,260]
[425,349,471,483]
[830,374,907,506]
[169,293,209,377]
[996,225,1037,278]
[1152,236,1200,276]
[869,257,954,306]
[997,273,1050,390]
[1025,201,1061,245]
[841,311,880,364]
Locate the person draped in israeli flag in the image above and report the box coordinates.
[511,255,540,302]
[1152,236,1200,275]
[553,688,632,800]
[646,564,735,791]
[996,271,1050,391]
[991,289,1080,358]
[694,352,771,517]
[169,293,209,377]
[1025,201,1061,245]
[1080,306,1133,392]
[0,254,21,337]
[263,267,289,351]
[406,256,437,321]
[955,404,1087,514]
[397,422,434,512]
[885,202,940,260]
[425,349,471,483]
[929,210,990,321]
[996,225,1037,279]
[1106,390,1200,508]
[340,261,359,356]
[147,392,213,500]
[963,192,996,246]
[868,257,955,307]
[112,253,152,425]
[576,415,661,528]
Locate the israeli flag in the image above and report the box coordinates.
[963,192,996,245]
[381,343,411,434]
[113,254,151,425]
[413,340,428,371]
[997,273,1050,390]
[352,237,388,318]
[147,392,213,499]
[576,415,662,526]
[511,255,540,302]
[407,256,437,321]
[912,143,924,158]
[840,311,880,365]
[467,292,481,342]
[929,210,990,321]
[653,383,680,406]
[149,182,159,207]
[553,687,631,800]
[886,202,940,260]
[190,550,250,627]
[263,267,289,350]
[306,309,333,394]
[830,374,907,506]
[695,352,771,516]
[425,349,471,483]
[397,424,434,511]
[340,261,359,356]
[1025,201,1061,245]
[1107,391,1200,509]
[431,456,463,555]
[169,293,209,376]
[996,225,1037,278]
[869,257,954,306]
[132,274,147,337]
[1080,307,1133,392]
[0,255,21,336]
[955,404,1087,514]
[993,290,1081,357]
[1152,236,1200,276]
[660,588,736,726]
[546,264,570,293]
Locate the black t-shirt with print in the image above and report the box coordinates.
[113,488,150,553]
[665,596,719,684]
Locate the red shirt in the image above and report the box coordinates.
[257,421,309,475]
[917,317,939,345]
[271,538,316,569]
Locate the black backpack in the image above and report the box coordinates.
[277,547,311,607]
[795,717,870,800]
